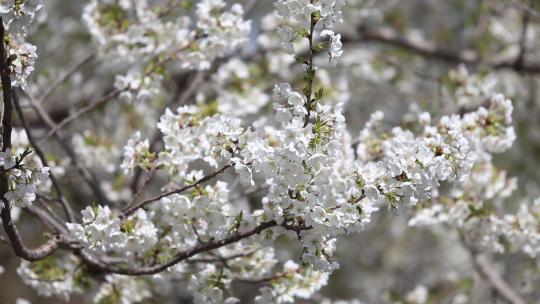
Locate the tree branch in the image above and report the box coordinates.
[471,254,526,304]
[348,26,540,74]
[459,231,526,304]
[0,19,61,261]
[38,88,122,145]
[123,163,232,216]
[37,50,96,105]
[78,220,309,276]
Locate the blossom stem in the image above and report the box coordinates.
[303,0,317,128]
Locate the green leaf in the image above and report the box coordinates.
[313,42,328,53]
[294,56,308,65]
[314,87,324,100]
[295,28,310,39]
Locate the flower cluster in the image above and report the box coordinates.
[84,0,250,68]
[255,261,329,303]
[67,205,158,261]
[93,274,152,304]
[212,58,270,116]
[156,105,246,179]
[0,0,42,87]
[275,0,345,62]
[188,264,238,304]
[71,131,120,173]
[120,131,153,174]
[0,143,49,209]
[17,257,80,301]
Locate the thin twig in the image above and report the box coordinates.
[21,89,109,204]
[12,91,75,221]
[37,50,96,105]
[124,164,157,210]
[35,195,68,228]
[123,163,232,216]
[459,232,526,304]
[349,26,540,74]
[38,88,122,145]
[186,248,260,264]
[236,268,301,284]
[471,254,526,304]
[515,0,532,70]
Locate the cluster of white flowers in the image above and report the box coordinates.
[71,131,120,173]
[0,133,49,209]
[0,0,42,87]
[213,58,270,116]
[67,205,158,261]
[405,284,429,304]
[493,197,540,257]
[156,105,247,179]
[83,0,250,69]
[0,0,42,34]
[17,258,80,301]
[81,0,251,106]
[403,91,538,258]
[188,264,238,304]
[66,205,125,253]
[93,274,152,304]
[149,181,239,251]
[274,0,345,62]
[255,261,329,304]
[120,131,152,174]
[275,0,346,27]
[443,65,499,109]
[114,69,163,104]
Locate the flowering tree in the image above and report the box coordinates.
[0,0,539,303]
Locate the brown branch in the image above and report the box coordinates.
[126,164,157,208]
[123,163,232,216]
[236,268,301,284]
[0,19,61,260]
[303,0,317,128]
[349,26,540,74]
[77,220,309,276]
[26,204,67,235]
[35,196,68,230]
[515,0,532,69]
[458,232,526,304]
[510,0,540,22]
[471,254,526,304]
[186,248,260,264]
